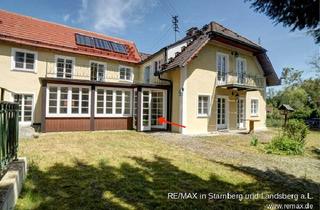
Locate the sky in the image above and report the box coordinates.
[0,0,318,81]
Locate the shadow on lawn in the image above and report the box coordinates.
[17,156,319,210]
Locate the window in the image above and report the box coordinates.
[115,90,122,114]
[47,85,90,117]
[56,56,74,78]
[90,61,106,81]
[236,58,246,84]
[119,66,133,81]
[251,99,259,116]
[13,94,33,123]
[95,88,132,116]
[198,95,209,117]
[217,53,228,83]
[105,90,113,114]
[144,66,151,83]
[11,48,37,72]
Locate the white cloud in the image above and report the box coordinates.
[63,14,70,22]
[78,0,156,33]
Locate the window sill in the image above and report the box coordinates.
[11,69,36,73]
[46,114,90,118]
[119,79,133,83]
[197,115,209,118]
[250,114,259,117]
[95,115,132,118]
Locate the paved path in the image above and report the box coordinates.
[151,132,320,194]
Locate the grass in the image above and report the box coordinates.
[16,131,319,209]
[199,129,320,157]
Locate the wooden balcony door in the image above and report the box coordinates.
[217,53,228,85]
[236,58,246,84]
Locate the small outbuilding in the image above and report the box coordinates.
[278,104,294,126]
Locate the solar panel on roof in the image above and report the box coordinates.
[111,42,127,54]
[75,34,128,55]
[75,34,94,47]
[93,38,113,51]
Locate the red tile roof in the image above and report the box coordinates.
[0,10,141,63]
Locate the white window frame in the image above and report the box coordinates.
[118,65,134,82]
[144,65,151,83]
[12,92,35,125]
[46,84,91,117]
[250,98,259,116]
[54,55,75,79]
[197,94,210,117]
[95,87,132,117]
[89,60,107,82]
[216,95,229,130]
[216,52,229,83]
[11,48,38,72]
[236,57,247,83]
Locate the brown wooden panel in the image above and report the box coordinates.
[94,117,133,130]
[45,118,91,132]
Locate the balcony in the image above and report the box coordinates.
[43,64,168,86]
[216,72,265,91]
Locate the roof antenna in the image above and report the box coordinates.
[172,15,179,42]
[258,37,261,45]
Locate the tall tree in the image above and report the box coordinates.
[246,0,320,43]
[281,67,303,86]
[309,54,320,76]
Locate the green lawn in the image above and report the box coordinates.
[16,131,319,210]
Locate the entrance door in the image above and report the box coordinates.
[237,98,245,129]
[141,89,167,131]
[13,94,34,125]
[217,97,227,130]
[142,90,151,131]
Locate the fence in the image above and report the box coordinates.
[0,102,19,174]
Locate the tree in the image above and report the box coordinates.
[246,0,320,43]
[309,54,320,76]
[281,67,303,86]
[279,87,311,119]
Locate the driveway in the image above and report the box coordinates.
[151,131,320,194]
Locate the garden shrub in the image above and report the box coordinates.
[283,119,308,144]
[250,135,259,146]
[266,135,304,155]
[266,120,308,155]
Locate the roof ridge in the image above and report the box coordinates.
[0,9,135,44]
[209,21,262,47]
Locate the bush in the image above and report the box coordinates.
[266,120,308,155]
[250,135,259,146]
[266,135,304,155]
[284,119,309,144]
[266,117,282,127]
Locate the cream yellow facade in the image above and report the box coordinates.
[1,38,269,134]
[141,40,268,134]
[0,41,141,124]
[182,42,267,134]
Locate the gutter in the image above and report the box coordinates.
[155,47,173,131]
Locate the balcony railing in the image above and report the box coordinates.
[45,69,168,86]
[216,72,265,89]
